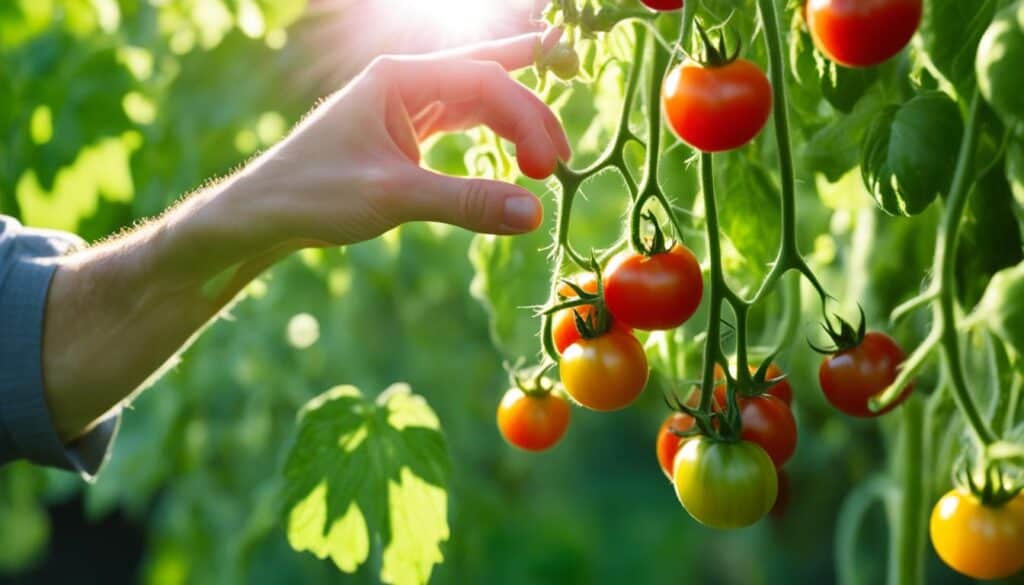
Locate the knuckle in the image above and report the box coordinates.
[368,55,400,76]
[458,180,493,227]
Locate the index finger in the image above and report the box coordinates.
[412,27,562,72]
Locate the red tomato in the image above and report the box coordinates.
[662,59,772,152]
[604,245,704,330]
[805,0,922,68]
[655,412,696,478]
[714,387,797,467]
[714,363,793,405]
[497,388,571,452]
[560,330,649,411]
[818,331,914,417]
[641,0,683,10]
[771,469,790,518]
[552,274,629,354]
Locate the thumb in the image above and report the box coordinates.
[400,168,543,234]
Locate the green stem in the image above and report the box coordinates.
[887,395,926,585]
[931,92,997,446]
[698,153,724,420]
[747,0,829,307]
[836,476,891,585]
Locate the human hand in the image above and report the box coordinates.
[225,29,571,248]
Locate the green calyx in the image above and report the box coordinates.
[809,305,866,354]
[954,457,1023,508]
[508,361,558,398]
[692,22,741,68]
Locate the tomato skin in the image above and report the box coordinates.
[641,0,683,10]
[655,412,696,478]
[672,437,777,529]
[930,488,1024,580]
[662,59,772,152]
[497,388,571,452]
[604,245,704,330]
[714,363,793,405]
[560,331,649,411]
[552,274,629,354]
[806,0,922,68]
[818,332,913,417]
[713,388,797,467]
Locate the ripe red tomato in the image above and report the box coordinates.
[497,388,571,452]
[560,330,649,411]
[818,331,913,417]
[641,0,683,10]
[655,412,696,478]
[713,387,797,467]
[604,245,704,330]
[552,274,629,354]
[930,488,1024,580]
[714,363,793,405]
[662,59,772,152]
[771,469,790,518]
[805,0,922,68]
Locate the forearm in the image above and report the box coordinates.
[41,178,289,441]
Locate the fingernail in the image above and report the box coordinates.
[503,195,541,231]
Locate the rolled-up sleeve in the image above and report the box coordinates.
[0,216,119,481]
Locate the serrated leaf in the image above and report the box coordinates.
[800,90,887,181]
[860,92,963,216]
[818,56,878,114]
[282,384,450,585]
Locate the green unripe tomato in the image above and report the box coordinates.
[977,2,1024,137]
[541,44,580,81]
[672,437,777,529]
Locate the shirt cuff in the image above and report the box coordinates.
[0,255,120,482]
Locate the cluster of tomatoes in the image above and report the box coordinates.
[500,0,1024,581]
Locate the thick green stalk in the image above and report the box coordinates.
[887,395,926,585]
[698,153,724,418]
[931,92,997,446]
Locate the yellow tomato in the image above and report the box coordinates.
[930,488,1024,580]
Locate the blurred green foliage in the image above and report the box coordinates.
[1,1,1023,584]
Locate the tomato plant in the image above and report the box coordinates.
[662,56,772,152]
[604,244,703,330]
[930,488,1024,580]
[713,388,797,467]
[672,437,778,529]
[655,411,696,478]
[805,0,922,68]
[641,0,684,11]
[497,387,571,452]
[559,330,649,411]
[818,331,914,417]
[8,0,1024,583]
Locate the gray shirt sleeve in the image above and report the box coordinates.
[0,215,120,481]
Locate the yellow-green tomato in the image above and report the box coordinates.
[672,437,777,529]
[930,488,1024,580]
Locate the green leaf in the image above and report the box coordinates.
[469,230,550,358]
[800,91,887,181]
[977,1,1024,137]
[818,55,879,114]
[918,0,998,96]
[716,154,781,285]
[975,260,1024,357]
[956,160,1024,308]
[861,92,963,216]
[282,384,450,585]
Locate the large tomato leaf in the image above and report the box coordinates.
[860,92,963,216]
[918,0,998,96]
[977,2,1024,137]
[716,154,782,287]
[956,160,1024,308]
[282,384,450,585]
